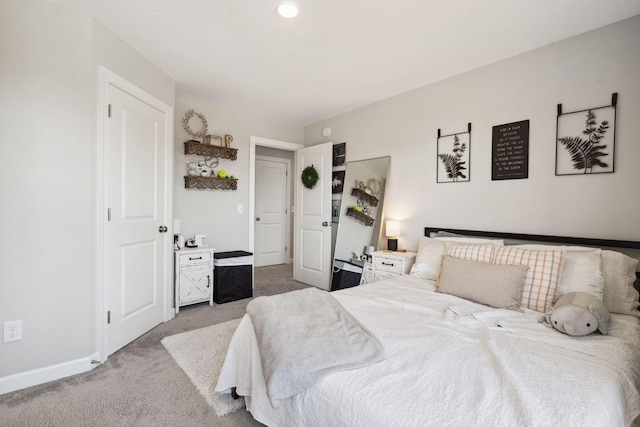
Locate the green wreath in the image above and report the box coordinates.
[301,165,319,189]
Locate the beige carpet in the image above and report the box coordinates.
[161,318,245,416]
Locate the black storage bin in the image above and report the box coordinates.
[213,251,253,303]
[331,260,363,291]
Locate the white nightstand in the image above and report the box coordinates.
[360,261,374,285]
[174,247,215,313]
[372,251,416,282]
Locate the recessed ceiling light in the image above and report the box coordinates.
[278,3,298,18]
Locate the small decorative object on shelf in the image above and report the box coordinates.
[224,134,233,148]
[346,207,374,226]
[184,176,237,190]
[203,134,223,146]
[301,165,319,189]
[366,178,383,197]
[182,109,209,140]
[184,141,237,160]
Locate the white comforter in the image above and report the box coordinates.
[217,275,640,427]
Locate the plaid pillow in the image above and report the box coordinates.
[491,247,565,313]
[446,242,494,264]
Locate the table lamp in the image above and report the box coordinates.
[386,220,400,251]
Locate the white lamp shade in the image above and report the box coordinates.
[386,220,400,238]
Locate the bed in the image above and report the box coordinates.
[217,228,640,427]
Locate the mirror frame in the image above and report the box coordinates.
[331,156,391,289]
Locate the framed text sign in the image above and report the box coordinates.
[492,120,529,180]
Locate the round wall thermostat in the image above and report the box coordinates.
[322,127,332,137]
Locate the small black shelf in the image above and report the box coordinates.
[346,207,374,226]
[184,176,237,190]
[184,141,237,161]
[351,188,379,207]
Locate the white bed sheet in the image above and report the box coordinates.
[217,275,640,427]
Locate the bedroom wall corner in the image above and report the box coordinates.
[173,88,304,254]
[0,0,95,384]
[0,0,177,394]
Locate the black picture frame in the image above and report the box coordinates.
[331,199,341,223]
[491,120,529,180]
[556,93,617,176]
[436,124,471,183]
[332,170,345,194]
[333,143,346,167]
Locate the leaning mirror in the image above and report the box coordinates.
[331,156,390,291]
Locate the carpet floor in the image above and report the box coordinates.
[0,264,308,427]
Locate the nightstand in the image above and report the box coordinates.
[174,247,215,313]
[372,251,416,282]
[360,261,374,285]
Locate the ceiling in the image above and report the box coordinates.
[44,0,640,126]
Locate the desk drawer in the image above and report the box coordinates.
[179,252,212,266]
[373,257,403,274]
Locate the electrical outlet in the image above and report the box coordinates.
[4,320,22,343]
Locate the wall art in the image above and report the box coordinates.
[332,170,345,194]
[333,142,346,166]
[556,93,617,176]
[437,123,471,183]
[182,109,208,140]
[332,199,341,223]
[492,120,529,180]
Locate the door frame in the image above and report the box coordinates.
[255,155,291,266]
[248,136,303,263]
[95,67,174,362]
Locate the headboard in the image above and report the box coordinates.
[424,227,640,301]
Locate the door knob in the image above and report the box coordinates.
[322,221,329,227]
[256,217,261,221]
[159,225,168,233]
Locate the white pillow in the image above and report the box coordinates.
[410,237,499,281]
[515,245,604,301]
[601,250,640,318]
[410,237,447,280]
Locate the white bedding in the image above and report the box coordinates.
[217,274,640,427]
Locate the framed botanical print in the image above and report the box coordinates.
[556,94,617,176]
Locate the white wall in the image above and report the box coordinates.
[305,15,640,251]
[0,0,175,387]
[173,89,303,253]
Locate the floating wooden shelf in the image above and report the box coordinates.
[346,207,374,226]
[184,176,238,190]
[351,188,379,207]
[184,141,238,161]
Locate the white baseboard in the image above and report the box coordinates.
[0,352,100,395]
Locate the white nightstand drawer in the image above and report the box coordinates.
[371,251,416,283]
[373,270,398,282]
[373,257,403,274]
[179,251,212,266]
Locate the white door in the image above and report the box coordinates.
[294,142,333,290]
[106,83,169,355]
[255,157,289,267]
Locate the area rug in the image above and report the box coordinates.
[161,318,245,416]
